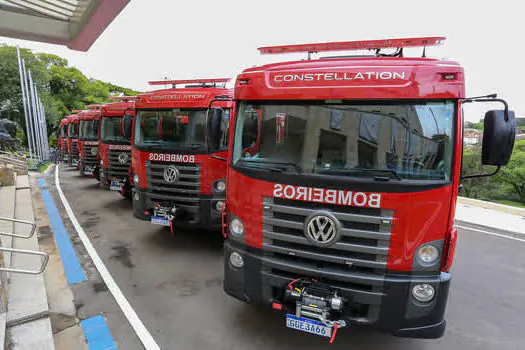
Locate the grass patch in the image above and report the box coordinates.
[38,162,53,173]
[493,199,525,209]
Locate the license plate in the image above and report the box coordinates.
[110,181,122,191]
[285,314,332,338]
[151,216,170,226]
[84,169,93,175]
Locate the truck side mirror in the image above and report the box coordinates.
[92,119,99,136]
[123,114,133,141]
[207,107,223,152]
[481,110,516,166]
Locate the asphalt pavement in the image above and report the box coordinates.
[46,166,525,350]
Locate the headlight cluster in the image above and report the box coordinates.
[229,217,244,236]
[133,173,139,184]
[214,179,226,192]
[416,244,440,265]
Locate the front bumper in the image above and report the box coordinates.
[223,240,450,339]
[132,188,223,229]
[100,168,128,191]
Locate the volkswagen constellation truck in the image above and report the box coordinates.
[216,37,516,341]
[78,106,102,176]
[66,113,80,168]
[97,97,135,193]
[124,78,233,233]
[57,118,68,162]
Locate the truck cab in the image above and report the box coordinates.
[78,106,102,176]
[221,37,516,340]
[57,118,68,162]
[127,78,233,232]
[66,113,80,168]
[97,97,135,193]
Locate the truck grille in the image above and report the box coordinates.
[82,146,98,167]
[262,197,393,322]
[145,161,201,214]
[107,149,131,177]
[71,142,78,158]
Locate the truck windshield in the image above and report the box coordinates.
[60,126,67,137]
[232,101,455,181]
[68,123,78,138]
[101,117,127,143]
[134,109,209,150]
[79,120,97,140]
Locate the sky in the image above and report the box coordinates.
[1,0,523,122]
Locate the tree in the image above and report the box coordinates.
[496,140,525,204]
[0,44,140,148]
[461,146,502,199]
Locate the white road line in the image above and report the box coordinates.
[455,225,525,243]
[55,164,160,350]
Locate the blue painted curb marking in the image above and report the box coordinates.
[81,314,118,350]
[37,178,46,188]
[40,189,86,284]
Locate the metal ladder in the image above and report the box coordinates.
[0,216,49,275]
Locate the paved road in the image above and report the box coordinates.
[49,166,525,350]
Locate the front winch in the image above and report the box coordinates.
[284,278,348,343]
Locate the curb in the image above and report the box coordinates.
[457,196,525,216]
[44,164,56,175]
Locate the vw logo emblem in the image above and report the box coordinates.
[90,147,98,156]
[118,153,129,164]
[304,212,341,246]
[163,166,179,184]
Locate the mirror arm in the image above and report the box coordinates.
[462,95,509,122]
[461,165,500,180]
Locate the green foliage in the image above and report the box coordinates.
[462,139,525,204]
[496,140,525,203]
[465,121,484,130]
[0,44,140,147]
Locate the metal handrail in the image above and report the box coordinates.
[0,217,36,239]
[0,247,49,274]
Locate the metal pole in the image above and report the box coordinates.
[39,100,49,160]
[28,71,42,162]
[21,59,37,166]
[16,47,33,162]
[34,89,45,161]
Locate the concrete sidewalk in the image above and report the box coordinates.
[455,197,525,235]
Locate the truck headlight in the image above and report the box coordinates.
[229,217,244,236]
[100,159,104,166]
[229,252,244,268]
[214,179,226,192]
[412,284,435,303]
[215,201,225,212]
[133,173,139,184]
[416,244,440,265]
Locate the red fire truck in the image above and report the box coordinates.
[217,37,516,340]
[123,78,233,232]
[78,106,102,176]
[97,97,135,193]
[66,112,81,168]
[57,118,68,162]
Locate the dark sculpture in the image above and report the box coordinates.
[0,119,19,152]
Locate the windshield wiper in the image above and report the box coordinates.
[236,160,286,173]
[240,159,302,174]
[319,167,401,181]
